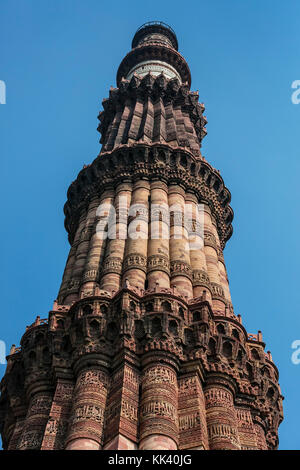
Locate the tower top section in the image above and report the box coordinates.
[131,21,178,50]
[117,21,191,87]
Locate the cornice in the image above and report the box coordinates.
[63,143,233,249]
[117,43,191,87]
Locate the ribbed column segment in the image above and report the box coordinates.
[103,364,139,449]
[254,422,268,450]
[142,95,154,142]
[185,192,212,301]
[65,367,109,450]
[168,184,193,299]
[210,214,232,304]
[147,180,170,289]
[7,409,26,450]
[153,97,166,142]
[59,207,87,304]
[80,190,114,296]
[178,371,209,450]
[203,205,226,313]
[128,97,144,142]
[115,99,133,148]
[18,390,52,450]
[165,102,177,144]
[204,383,241,450]
[41,379,74,450]
[122,180,149,289]
[236,407,258,450]
[98,74,206,157]
[64,201,97,304]
[139,361,179,450]
[100,182,132,293]
[103,101,123,150]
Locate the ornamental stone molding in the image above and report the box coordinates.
[0,21,283,451]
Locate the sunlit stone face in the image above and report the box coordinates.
[126,60,182,83]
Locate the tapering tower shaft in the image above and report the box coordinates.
[0,22,283,451]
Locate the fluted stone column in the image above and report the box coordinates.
[218,253,232,304]
[139,358,179,450]
[209,213,232,304]
[65,366,110,450]
[253,421,268,450]
[71,200,100,299]
[235,407,258,450]
[178,369,209,450]
[80,190,115,296]
[18,384,53,450]
[203,205,226,313]
[41,378,74,450]
[100,182,132,293]
[147,181,170,289]
[59,208,87,304]
[7,406,26,450]
[168,185,193,299]
[185,192,212,302]
[204,380,241,450]
[122,180,149,289]
[103,364,139,450]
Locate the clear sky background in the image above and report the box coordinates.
[0,0,299,450]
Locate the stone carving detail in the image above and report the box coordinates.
[140,401,177,422]
[143,366,176,384]
[236,408,258,450]
[140,364,179,445]
[101,257,123,275]
[123,253,147,273]
[0,23,283,452]
[147,255,170,274]
[205,386,241,450]
[98,74,205,157]
[254,423,268,450]
[18,394,52,450]
[210,282,225,300]
[82,269,99,281]
[1,287,283,450]
[179,411,201,431]
[104,365,139,445]
[72,404,104,424]
[204,231,217,248]
[205,388,233,409]
[207,424,239,442]
[121,400,138,422]
[192,269,211,287]
[67,279,80,290]
[178,374,209,449]
[18,430,44,450]
[65,368,109,448]
[170,260,192,280]
[77,370,109,390]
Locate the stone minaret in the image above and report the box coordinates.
[0,22,283,450]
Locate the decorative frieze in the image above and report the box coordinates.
[18,393,52,450]
[0,22,283,452]
[147,255,170,274]
[101,257,123,275]
[139,363,179,447]
[192,269,211,288]
[123,253,147,273]
[210,282,225,300]
[170,260,192,280]
[65,367,109,449]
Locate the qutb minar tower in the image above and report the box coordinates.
[0,22,283,450]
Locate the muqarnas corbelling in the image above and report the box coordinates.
[0,21,283,451]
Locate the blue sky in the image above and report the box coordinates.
[0,0,299,450]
